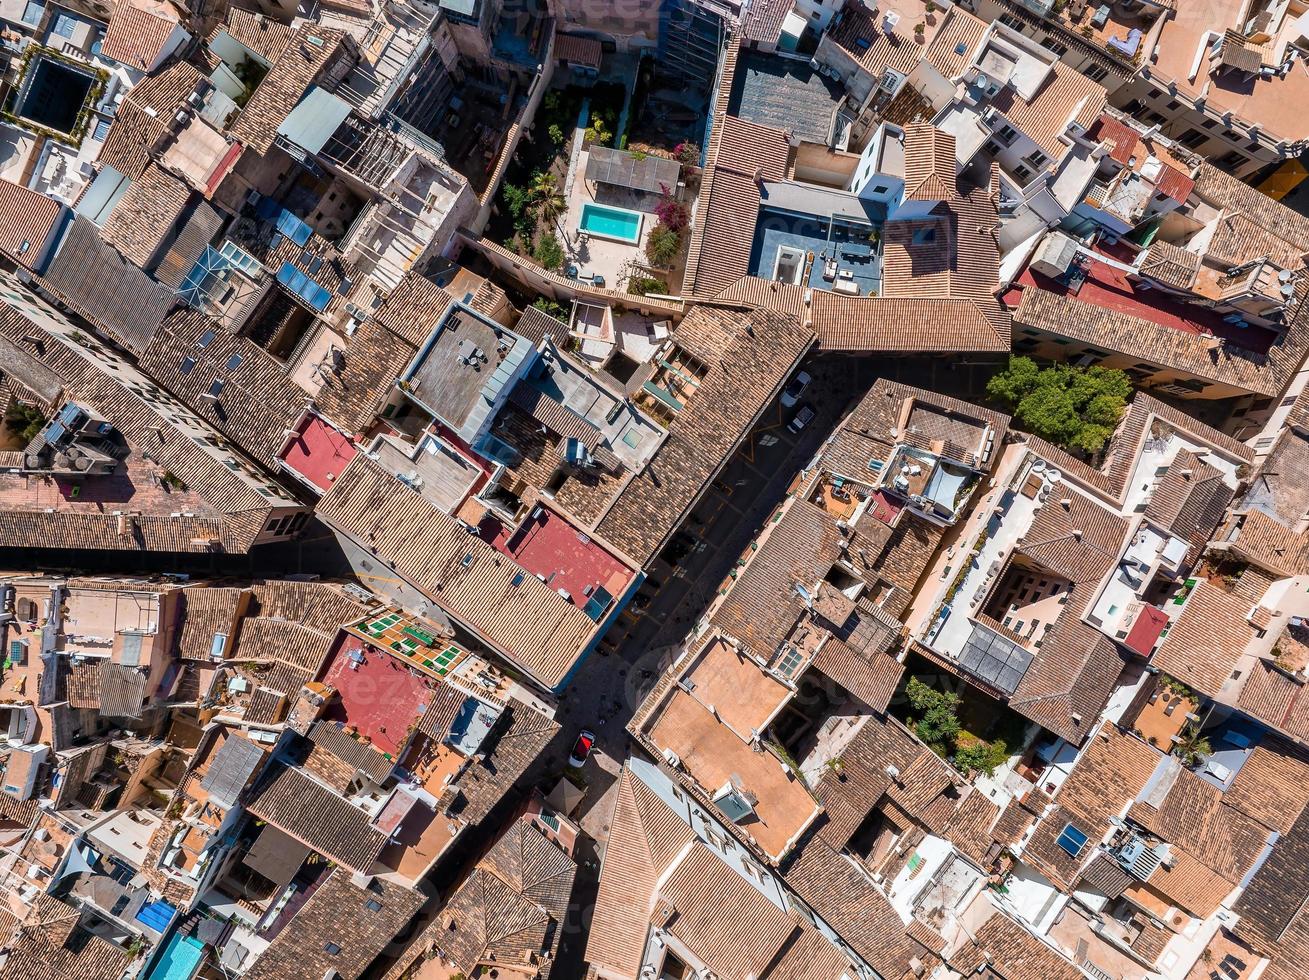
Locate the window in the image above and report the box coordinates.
[998,13,1024,30]
[1216,150,1247,169]
[225,353,242,371]
[364,899,383,912]
[870,183,888,193]
[1012,164,1033,183]
[1057,823,1089,857]
[207,379,224,397]
[1165,100,1181,111]
[91,117,111,141]
[776,645,804,678]
[197,328,215,347]
[1201,118,1218,129]
[21,0,43,25]
[1084,64,1109,83]
[1178,129,1207,149]
[912,227,937,245]
[995,124,1019,146]
[1022,150,1048,170]
[1041,37,1068,56]
[51,12,77,36]
[324,943,341,956]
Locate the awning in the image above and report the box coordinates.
[277,86,353,156]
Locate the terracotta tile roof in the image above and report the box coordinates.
[0,179,63,270]
[230,26,347,155]
[923,8,989,80]
[422,820,575,975]
[255,579,369,633]
[0,301,284,553]
[318,455,597,689]
[99,1,180,70]
[993,60,1107,162]
[903,123,957,202]
[1151,581,1254,698]
[1144,847,1235,918]
[1235,805,1309,958]
[97,103,166,180]
[244,761,388,872]
[554,32,602,68]
[1191,163,1309,264]
[664,842,798,978]
[1226,508,1309,578]
[96,61,204,179]
[308,721,394,783]
[1023,726,1159,888]
[1144,448,1234,557]
[36,215,177,354]
[951,910,1083,980]
[783,834,919,979]
[140,307,308,470]
[765,923,859,980]
[174,586,247,660]
[214,6,294,63]
[371,268,455,347]
[313,316,417,435]
[823,1,929,79]
[153,200,224,289]
[1014,282,1288,397]
[1236,660,1309,743]
[1128,759,1272,884]
[244,870,424,980]
[585,765,696,978]
[3,896,131,980]
[683,114,790,299]
[453,698,558,823]
[238,617,336,673]
[711,498,844,657]
[1139,239,1201,290]
[813,712,951,848]
[99,163,192,270]
[594,305,813,565]
[810,637,904,713]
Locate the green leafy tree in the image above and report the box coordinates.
[532,297,571,320]
[986,356,1131,454]
[954,739,1009,777]
[548,123,564,146]
[501,183,532,223]
[646,224,682,267]
[5,402,45,443]
[585,114,612,147]
[533,233,565,271]
[905,678,961,754]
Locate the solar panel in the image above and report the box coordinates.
[1057,823,1088,857]
[958,621,1034,694]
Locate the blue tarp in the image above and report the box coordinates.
[136,899,176,932]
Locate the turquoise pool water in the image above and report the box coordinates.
[147,933,205,980]
[579,203,642,244]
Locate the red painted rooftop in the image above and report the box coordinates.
[279,414,358,493]
[1006,242,1279,357]
[479,505,634,611]
[320,634,436,758]
[1124,604,1170,657]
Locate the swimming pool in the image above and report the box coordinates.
[147,932,205,980]
[578,203,643,245]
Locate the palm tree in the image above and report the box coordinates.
[529,172,568,243]
[1174,723,1213,768]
